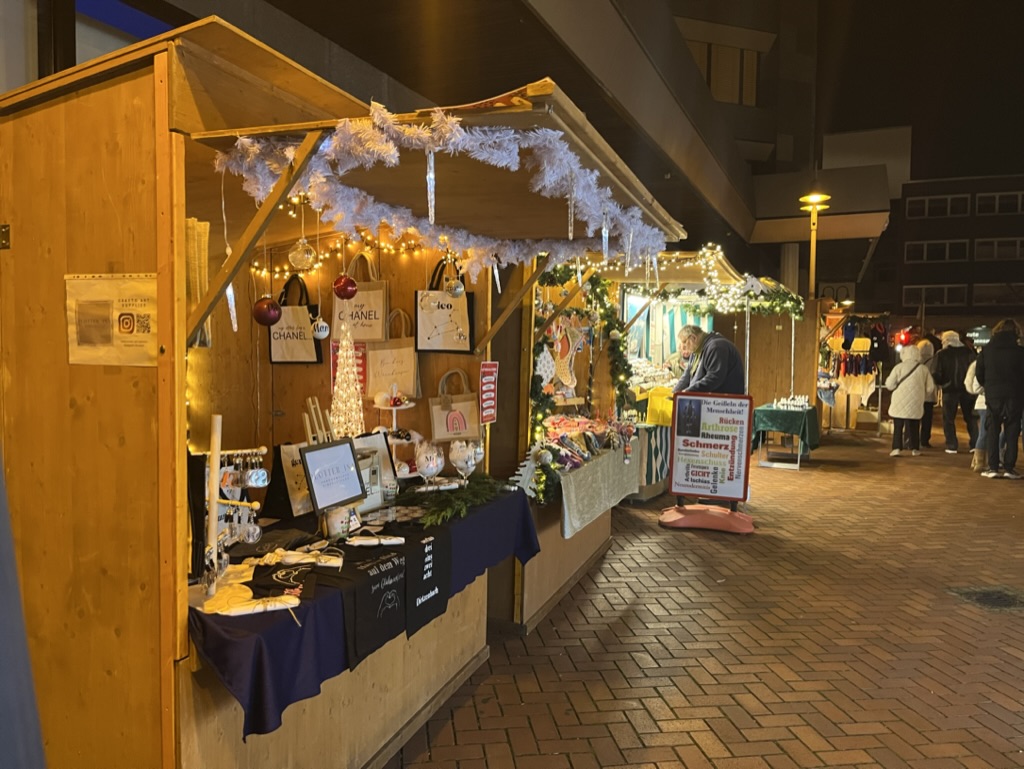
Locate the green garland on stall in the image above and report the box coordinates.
[394,475,506,527]
[525,267,633,504]
[621,280,805,319]
[537,268,632,410]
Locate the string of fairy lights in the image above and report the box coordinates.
[249,220,428,283]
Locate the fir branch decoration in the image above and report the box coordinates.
[395,475,506,527]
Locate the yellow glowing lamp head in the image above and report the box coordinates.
[799,190,831,212]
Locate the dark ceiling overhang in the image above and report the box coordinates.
[749,165,891,243]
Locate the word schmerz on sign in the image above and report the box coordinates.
[668,392,753,502]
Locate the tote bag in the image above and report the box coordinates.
[416,259,474,353]
[429,368,482,441]
[365,309,421,398]
[270,274,323,364]
[334,251,388,342]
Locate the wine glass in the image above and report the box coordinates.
[450,440,480,482]
[415,442,445,486]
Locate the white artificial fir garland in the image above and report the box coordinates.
[215,103,668,280]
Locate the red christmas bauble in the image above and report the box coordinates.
[333,274,359,300]
[252,296,282,326]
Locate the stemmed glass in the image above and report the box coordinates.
[415,442,445,487]
[449,440,481,482]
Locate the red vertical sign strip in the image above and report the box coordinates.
[479,361,499,424]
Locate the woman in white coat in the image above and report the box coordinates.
[885,344,937,456]
[964,358,987,472]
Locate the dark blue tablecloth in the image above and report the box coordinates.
[187,489,539,738]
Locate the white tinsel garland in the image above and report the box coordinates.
[214,100,670,276]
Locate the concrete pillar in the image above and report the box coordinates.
[0,0,37,93]
[780,242,799,294]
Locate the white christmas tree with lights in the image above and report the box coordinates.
[329,321,365,438]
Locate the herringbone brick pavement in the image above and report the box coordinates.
[390,429,1024,768]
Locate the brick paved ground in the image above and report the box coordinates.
[389,427,1024,768]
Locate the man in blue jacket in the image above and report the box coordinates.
[670,325,745,512]
[672,325,745,395]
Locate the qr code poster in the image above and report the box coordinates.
[65,273,158,367]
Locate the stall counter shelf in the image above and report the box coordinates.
[488,440,639,634]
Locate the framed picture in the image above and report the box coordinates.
[298,438,367,515]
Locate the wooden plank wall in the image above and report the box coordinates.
[0,69,164,769]
[715,311,819,409]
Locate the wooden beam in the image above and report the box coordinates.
[186,129,327,343]
[534,267,596,339]
[472,253,551,356]
[621,290,659,334]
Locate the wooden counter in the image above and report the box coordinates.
[179,576,487,769]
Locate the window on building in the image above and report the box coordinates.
[977,191,1024,215]
[998,193,1021,214]
[904,240,970,263]
[903,284,968,307]
[973,283,1024,305]
[906,194,970,219]
[949,195,970,216]
[975,238,1024,261]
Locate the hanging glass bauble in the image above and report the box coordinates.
[333,274,358,299]
[589,310,600,324]
[311,316,331,340]
[252,296,282,326]
[609,329,622,341]
[446,278,465,298]
[538,449,553,466]
[288,237,317,270]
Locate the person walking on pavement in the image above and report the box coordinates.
[975,318,1024,479]
[885,344,936,456]
[932,330,977,453]
[964,357,988,472]
[916,338,938,448]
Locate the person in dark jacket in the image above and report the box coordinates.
[975,318,1024,478]
[932,330,977,453]
[672,326,745,395]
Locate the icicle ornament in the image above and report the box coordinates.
[220,169,238,333]
[567,175,575,241]
[426,150,436,225]
[601,212,610,262]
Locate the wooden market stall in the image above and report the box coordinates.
[0,16,684,769]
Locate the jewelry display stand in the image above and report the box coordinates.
[377,401,416,433]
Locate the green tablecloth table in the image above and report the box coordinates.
[751,405,820,468]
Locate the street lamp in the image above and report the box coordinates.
[799,190,831,299]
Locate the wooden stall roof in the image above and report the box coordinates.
[0,16,368,124]
[190,78,687,246]
[0,15,682,252]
